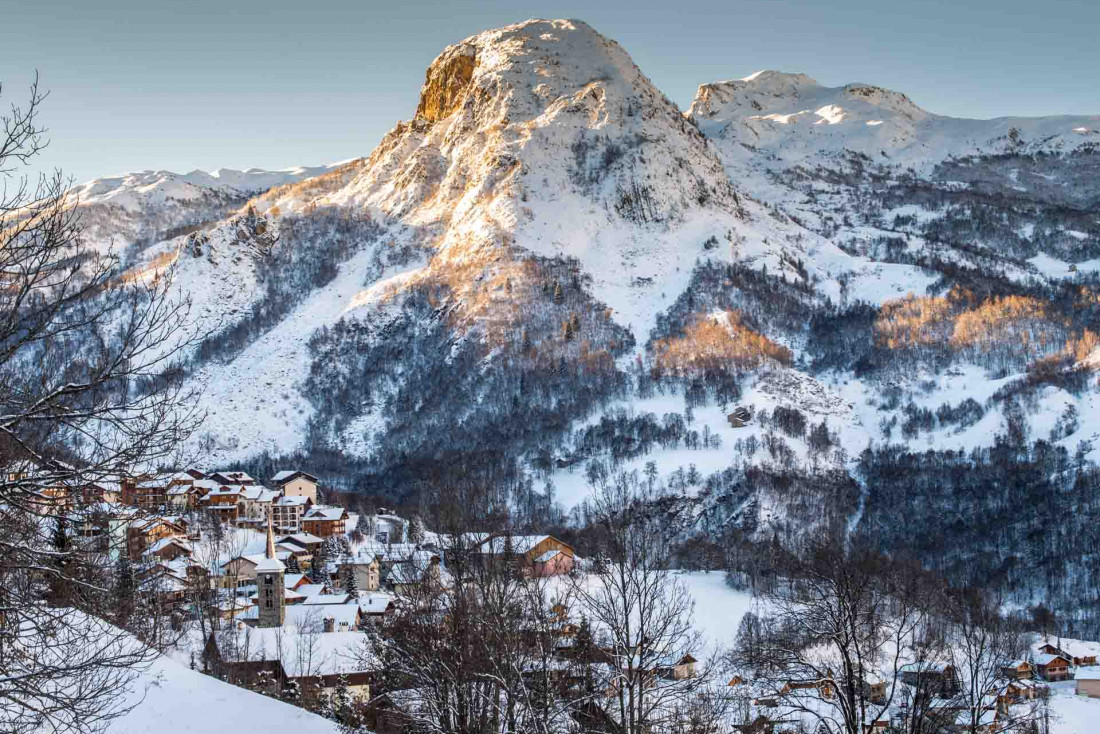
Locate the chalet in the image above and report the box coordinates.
[274,541,313,572]
[127,516,187,560]
[1076,668,1100,698]
[83,480,122,505]
[1000,659,1033,680]
[302,505,349,538]
[208,470,256,486]
[204,485,247,523]
[899,662,959,696]
[141,536,193,562]
[278,532,324,560]
[997,679,1047,704]
[1034,653,1072,681]
[271,470,319,504]
[471,534,576,577]
[863,676,887,704]
[727,405,752,428]
[1037,640,1099,667]
[121,474,177,509]
[655,654,698,680]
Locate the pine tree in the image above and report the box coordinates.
[114,553,136,627]
[311,541,328,584]
[344,567,359,597]
[552,281,564,305]
[286,553,300,574]
[47,517,71,606]
[408,515,425,545]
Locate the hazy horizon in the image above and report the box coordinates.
[5,0,1098,185]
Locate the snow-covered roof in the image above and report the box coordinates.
[272,470,318,484]
[209,471,255,484]
[1076,668,1100,680]
[303,593,352,606]
[274,495,311,507]
[255,555,285,573]
[278,532,324,547]
[358,592,394,614]
[142,537,192,556]
[899,661,952,674]
[304,506,347,521]
[214,627,371,677]
[1034,653,1070,665]
[296,583,327,598]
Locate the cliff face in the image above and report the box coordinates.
[415,44,477,123]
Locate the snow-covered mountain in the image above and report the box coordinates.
[72,164,337,257]
[689,70,1099,172]
[95,19,1100,633]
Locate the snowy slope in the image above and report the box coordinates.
[108,651,338,734]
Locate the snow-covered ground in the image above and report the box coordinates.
[108,649,338,734]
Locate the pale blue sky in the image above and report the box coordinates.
[5,0,1098,184]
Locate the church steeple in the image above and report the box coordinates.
[255,511,285,628]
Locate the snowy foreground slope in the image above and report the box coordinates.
[108,651,338,734]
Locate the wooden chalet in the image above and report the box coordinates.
[301,505,349,537]
[1034,653,1072,681]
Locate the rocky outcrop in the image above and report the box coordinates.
[415,44,477,123]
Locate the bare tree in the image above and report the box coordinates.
[571,472,725,734]
[733,542,943,734]
[0,76,203,733]
[942,590,1042,734]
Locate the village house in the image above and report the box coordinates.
[127,516,188,560]
[655,654,698,681]
[1033,653,1072,682]
[1000,659,1033,680]
[899,662,960,696]
[121,473,181,509]
[469,534,576,577]
[358,591,396,622]
[1036,640,1099,667]
[338,551,381,592]
[203,485,247,524]
[302,505,349,537]
[204,626,375,702]
[271,495,312,532]
[277,532,325,566]
[208,470,257,486]
[234,485,280,529]
[388,550,447,594]
[1075,668,1100,698]
[141,536,193,563]
[271,470,319,504]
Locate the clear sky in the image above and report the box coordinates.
[5,0,1098,185]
